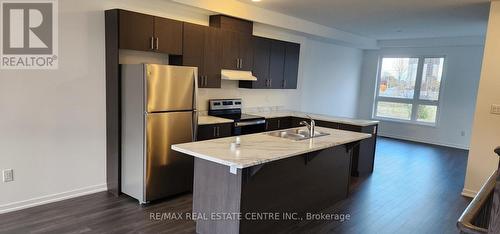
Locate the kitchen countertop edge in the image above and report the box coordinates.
[172,127,372,169]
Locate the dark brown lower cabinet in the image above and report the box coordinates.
[265,117,292,131]
[289,117,378,177]
[197,123,232,141]
[315,120,340,129]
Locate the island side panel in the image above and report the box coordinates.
[193,158,243,234]
[239,145,353,234]
[359,124,378,175]
[339,124,378,176]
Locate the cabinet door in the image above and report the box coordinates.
[154,17,183,55]
[338,123,362,132]
[280,117,292,129]
[119,10,154,51]
[182,23,205,87]
[221,30,240,70]
[197,125,217,141]
[265,118,280,131]
[203,27,222,88]
[316,120,340,129]
[197,123,232,141]
[238,34,254,71]
[291,117,308,127]
[217,123,232,138]
[283,42,300,89]
[249,36,270,88]
[269,40,285,89]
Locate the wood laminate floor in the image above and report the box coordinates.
[0,137,471,234]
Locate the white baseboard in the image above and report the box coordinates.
[461,188,477,198]
[378,132,470,150]
[0,183,107,214]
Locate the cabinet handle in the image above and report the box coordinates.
[277,119,280,129]
[150,37,154,50]
[283,80,287,88]
[269,79,272,87]
[239,59,243,69]
[155,37,159,50]
[217,126,220,137]
[236,59,239,69]
[204,76,208,86]
[213,126,217,137]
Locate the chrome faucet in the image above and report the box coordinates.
[300,115,315,137]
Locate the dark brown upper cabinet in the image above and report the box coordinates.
[239,36,271,89]
[154,17,183,55]
[220,30,254,71]
[240,39,300,90]
[209,15,253,35]
[269,40,286,89]
[283,42,300,89]
[182,23,222,88]
[118,10,182,55]
[119,10,153,51]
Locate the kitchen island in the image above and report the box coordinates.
[172,126,371,234]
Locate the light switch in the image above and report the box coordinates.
[491,104,500,115]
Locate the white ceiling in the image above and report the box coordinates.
[240,0,490,40]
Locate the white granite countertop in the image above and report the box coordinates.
[198,115,234,125]
[246,110,379,127]
[172,126,371,169]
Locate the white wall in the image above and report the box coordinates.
[358,43,484,149]
[0,0,108,213]
[0,0,364,212]
[299,40,364,118]
[463,1,500,197]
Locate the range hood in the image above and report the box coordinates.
[221,69,257,81]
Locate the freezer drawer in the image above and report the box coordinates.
[145,64,196,112]
[145,111,195,201]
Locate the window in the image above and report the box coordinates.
[373,57,445,125]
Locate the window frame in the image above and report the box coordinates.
[372,55,447,126]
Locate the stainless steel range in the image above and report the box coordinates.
[208,99,266,135]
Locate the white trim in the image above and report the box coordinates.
[0,183,107,214]
[461,188,478,198]
[378,132,470,150]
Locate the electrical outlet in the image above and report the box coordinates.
[491,104,500,115]
[3,169,13,182]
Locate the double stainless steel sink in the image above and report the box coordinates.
[265,128,330,141]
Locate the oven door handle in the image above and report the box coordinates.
[234,119,266,127]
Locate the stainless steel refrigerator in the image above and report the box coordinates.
[121,64,197,204]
